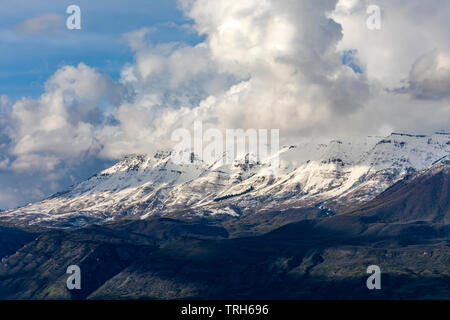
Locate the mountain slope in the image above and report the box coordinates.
[87,163,450,299]
[0,218,228,299]
[1,132,449,228]
[347,162,450,224]
[0,163,449,299]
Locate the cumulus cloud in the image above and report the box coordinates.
[74,0,450,159]
[401,49,450,100]
[187,0,369,115]
[329,0,450,135]
[332,0,450,88]
[122,27,234,107]
[4,0,450,163]
[3,63,126,171]
[98,0,372,158]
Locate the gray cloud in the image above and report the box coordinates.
[403,49,450,100]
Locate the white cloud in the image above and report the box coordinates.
[98,0,373,158]
[15,13,64,36]
[4,63,125,171]
[330,0,450,135]
[122,28,234,103]
[332,0,450,88]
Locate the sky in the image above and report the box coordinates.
[0,0,449,209]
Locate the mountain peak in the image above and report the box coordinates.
[2,132,449,228]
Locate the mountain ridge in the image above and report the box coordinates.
[0,158,449,299]
[1,132,449,228]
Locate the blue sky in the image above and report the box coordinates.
[0,0,203,100]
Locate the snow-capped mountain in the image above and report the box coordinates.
[2,132,449,228]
